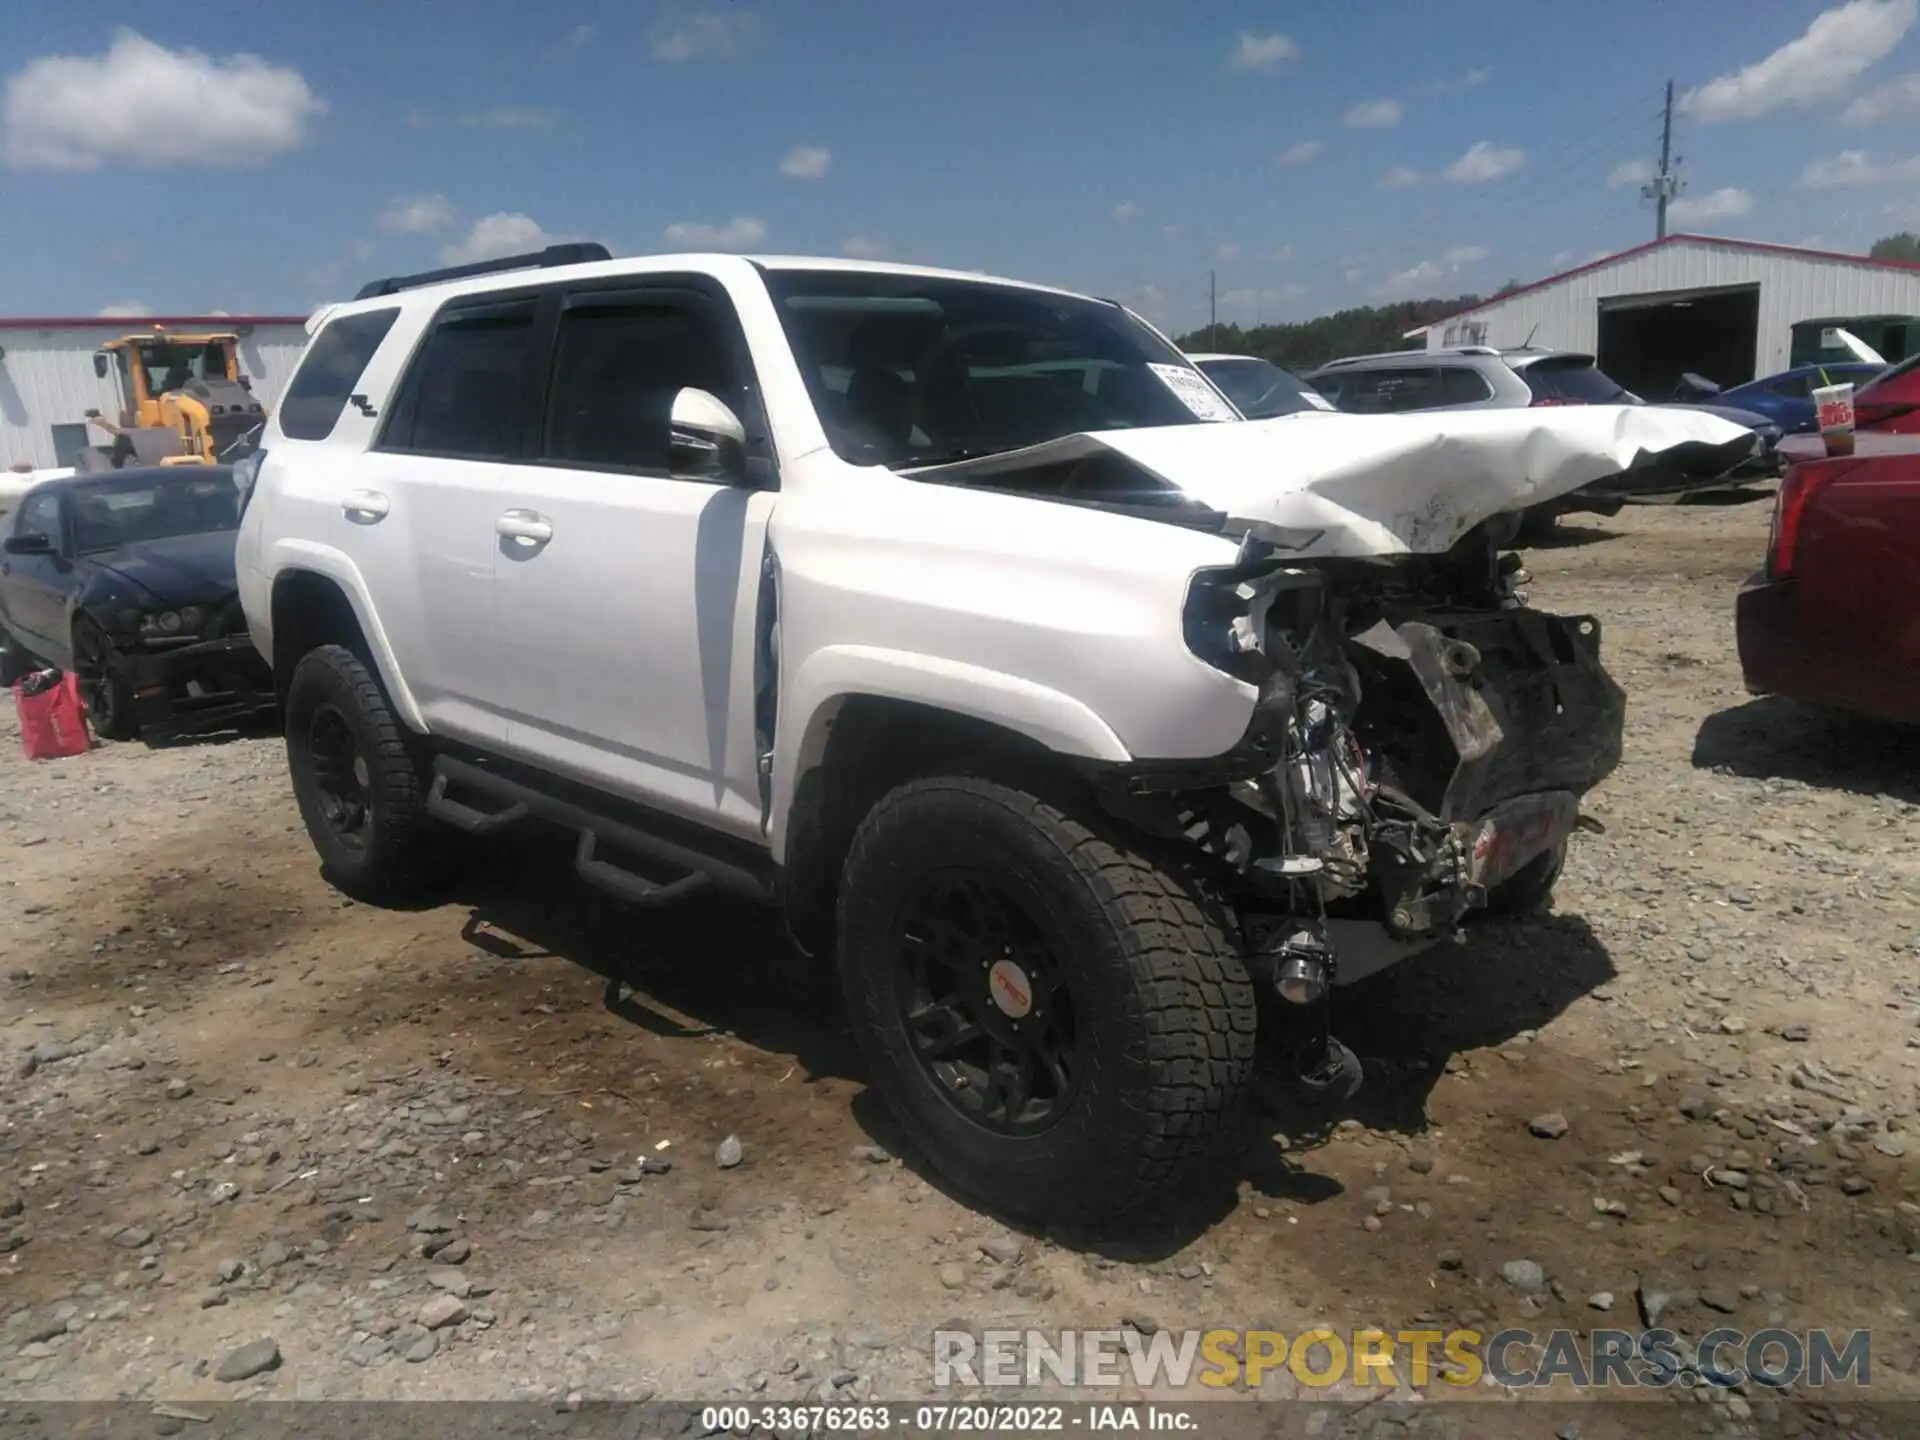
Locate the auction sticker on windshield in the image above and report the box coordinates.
[1149,363,1239,422]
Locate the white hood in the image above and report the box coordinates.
[914,405,1755,558]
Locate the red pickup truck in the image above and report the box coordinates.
[1736,356,1920,723]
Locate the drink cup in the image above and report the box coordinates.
[1813,382,1856,457]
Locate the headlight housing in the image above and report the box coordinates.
[138,605,207,639]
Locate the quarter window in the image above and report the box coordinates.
[279,309,400,441]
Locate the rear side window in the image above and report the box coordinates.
[1434,366,1494,405]
[381,302,540,459]
[541,295,737,473]
[1342,368,1442,413]
[278,309,399,441]
[1522,358,1630,403]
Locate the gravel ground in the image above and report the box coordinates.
[1,500,1916,1429]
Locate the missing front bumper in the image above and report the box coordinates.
[124,636,276,737]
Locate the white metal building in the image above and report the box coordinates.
[0,314,310,470]
[1408,234,1920,398]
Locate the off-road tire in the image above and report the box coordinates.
[836,774,1258,1225]
[284,643,445,905]
[72,618,139,741]
[1485,838,1567,916]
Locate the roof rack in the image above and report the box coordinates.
[352,242,613,301]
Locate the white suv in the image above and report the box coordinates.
[237,244,1750,1223]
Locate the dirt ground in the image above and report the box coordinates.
[2,500,1917,1429]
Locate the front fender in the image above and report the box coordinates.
[258,539,428,733]
[767,644,1131,859]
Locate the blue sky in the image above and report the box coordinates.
[6,0,1920,330]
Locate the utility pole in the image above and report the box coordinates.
[1641,79,1684,240]
[1208,270,1217,350]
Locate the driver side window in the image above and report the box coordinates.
[19,493,60,545]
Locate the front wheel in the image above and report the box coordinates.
[284,644,447,904]
[72,618,139,741]
[836,775,1258,1226]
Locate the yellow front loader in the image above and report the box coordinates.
[78,329,267,472]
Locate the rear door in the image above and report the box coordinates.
[490,279,777,839]
[352,297,545,743]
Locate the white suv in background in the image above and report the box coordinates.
[236,243,1749,1224]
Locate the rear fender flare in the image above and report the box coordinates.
[264,540,426,732]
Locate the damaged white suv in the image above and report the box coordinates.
[236,245,1751,1224]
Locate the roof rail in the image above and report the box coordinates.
[352,242,613,301]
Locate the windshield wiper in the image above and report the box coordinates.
[900,446,998,469]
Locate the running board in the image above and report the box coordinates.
[425,755,774,907]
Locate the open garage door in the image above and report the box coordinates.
[1596,284,1759,401]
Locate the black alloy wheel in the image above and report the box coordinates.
[894,870,1080,1135]
[72,619,138,740]
[305,702,373,851]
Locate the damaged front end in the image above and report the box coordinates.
[1106,519,1624,1099]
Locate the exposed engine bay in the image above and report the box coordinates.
[1102,513,1625,1098]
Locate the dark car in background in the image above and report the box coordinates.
[1185,352,1334,419]
[1679,362,1885,434]
[1737,430,1920,725]
[0,466,273,741]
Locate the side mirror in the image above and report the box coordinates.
[667,388,749,482]
[93,351,108,379]
[4,532,54,556]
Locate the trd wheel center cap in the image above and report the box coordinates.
[986,958,1034,1019]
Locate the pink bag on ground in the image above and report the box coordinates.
[15,671,91,760]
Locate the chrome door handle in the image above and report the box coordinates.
[341,489,389,522]
[496,510,552,544]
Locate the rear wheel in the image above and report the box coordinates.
[72,618,139,741]
[284,644,446,904]
[836,775,1257,1225]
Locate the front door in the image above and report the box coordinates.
[491,283,775,839]
[2,490,74,661]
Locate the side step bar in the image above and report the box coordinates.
[424,755,774,907]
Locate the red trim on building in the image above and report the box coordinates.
[1412,233,1920,333]
[0,315,308,332]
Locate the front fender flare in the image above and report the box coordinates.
[768,643,1130,859]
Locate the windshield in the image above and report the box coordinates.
[71,473,240,552]
[763,270,1222,468]
[134,341,229,396]
[1520,357,1636,404]
[1192,357,1317,418]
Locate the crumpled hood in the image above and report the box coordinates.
[913,405,1756,557]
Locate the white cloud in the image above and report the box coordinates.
[651,6,757,62]
[1279,140,1324,166]
[1344,98,1403,128]
[1229,31,1298,72]
[1682,0,1917,123]
[1668,187,1755,223]
[564,23,597,48]
[1377,165,1421,190]
[3,28,324,171]
[439,212,553,265]
[1845,70,1920,121]
[461,107,557,129]
[1268,244,1296,262]
[378,194,456,234]
[1463,67,1491,88]
[1375,260,1445,297]
[1443,245,1490,264]
[661,216,768,250]
[96,302,147,318]
[1343,266,1366,285]
[1609,158,1655,188]
[841,235,886,260]
[1443,141,1526,183]
[1799,148,1920,186]
[1219,284,1310,311]
[1111,199,1141,221]
[779,144,831,180]
[1215,242,1241,261]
